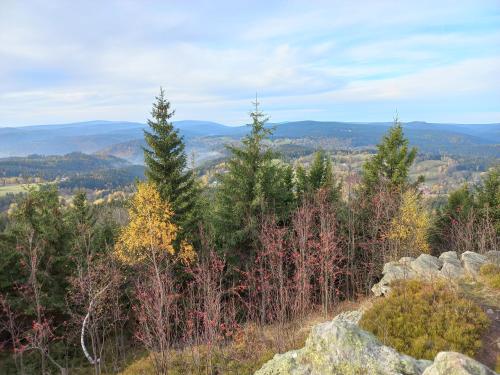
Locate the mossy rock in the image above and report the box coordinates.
[422,352,497,375]
[255,310,432,375]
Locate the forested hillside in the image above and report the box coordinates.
[1,119,498,160]
[0,153,130,179]
[0,92,498,374]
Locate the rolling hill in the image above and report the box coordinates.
[0,120,498,161]
[0,152,131,179]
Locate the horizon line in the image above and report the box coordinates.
[2,119,500,129]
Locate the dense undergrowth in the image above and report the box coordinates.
[359,280,490,360]
[117,314,326,375]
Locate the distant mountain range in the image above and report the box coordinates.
[0,120,498,162]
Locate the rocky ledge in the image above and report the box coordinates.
[372,250,500,297]
[255,250,500,375]
[255,310,498,375]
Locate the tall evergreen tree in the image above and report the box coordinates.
[354,119,421,285]
[296,150,341,202]
[361,118,419,193]
[431,166,500,252]
[214,100,295,266]
[476,165,500,234]
[144,88,199,237]
[429,184,473,251]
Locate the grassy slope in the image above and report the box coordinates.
[0,183,37,196]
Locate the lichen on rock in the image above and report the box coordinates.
[422,352,497,375]
[255,310,433,375]
[372,251,499,297]
[255,310,498,375]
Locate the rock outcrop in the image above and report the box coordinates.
[372,251,500,297]
[422,352,497,375]
[255,310,498,375]
[256,251,500,374]
[255,310,432,375]
[462,251,489,277]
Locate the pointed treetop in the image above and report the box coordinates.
[248,94,271,139]
[151,87,175,123]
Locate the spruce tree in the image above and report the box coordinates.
[143,89,198,236]
[214,100,295,266]
[430,184,473,251]
[476,166,499,228]
[361,118,418,193]
[296,150,341,202]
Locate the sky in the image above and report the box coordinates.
[1,0,499,127]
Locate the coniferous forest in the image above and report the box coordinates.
[0,91,499,374]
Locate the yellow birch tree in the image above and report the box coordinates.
[114,182,195,374]
[388,189,430,257]
[115,182,195,265]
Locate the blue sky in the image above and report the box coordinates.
[1,0,499,126]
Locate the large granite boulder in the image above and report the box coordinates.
[440,261,465,279]
[372,250,499,296]
[372,259,418,297]
[462,251,488,277]
[422,352,497,375]
[255,311,498,375]
[439,251,461,267]
[439,251,465,279]
[255,311,432,375]
[410,254,443,279]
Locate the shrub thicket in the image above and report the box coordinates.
[359,280,489,360]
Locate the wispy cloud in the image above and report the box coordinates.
[0,0,499,126]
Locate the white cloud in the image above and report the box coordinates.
[0,0,499,125]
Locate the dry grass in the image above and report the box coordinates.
[118,299,364,375]
[479,264,500,290]
[456,277,500,370]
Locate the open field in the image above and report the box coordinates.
[0,183,39,197]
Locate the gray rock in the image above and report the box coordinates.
[372,250,498,297]
[485,250,500,266]
[372,262,417,296]
[372,283,392,297]
[383,261,402,274]
[256,308,498,375]
[422,352,497,375]
[383,262,418,283]
[461,251,488,277]
[255,311,433,375]
[334,310,363,325]
[439,251,461,267]
[439,251,458,261]
[410,254,443,279]
[438,251,464,279]
[440,262,465,280]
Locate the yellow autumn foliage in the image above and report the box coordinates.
[115,182,195,264]
[178,240,196,265]
[388,189,430,256]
